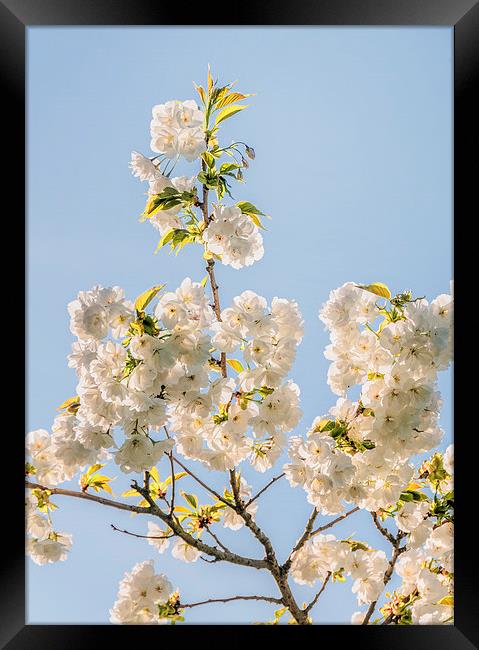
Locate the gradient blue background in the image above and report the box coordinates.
[27,27,452,624]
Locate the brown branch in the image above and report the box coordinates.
[282,507,319,573]
[205,526,229,553]
[304,572,332,614]
[180,594,283,608]
[25,481,152,515]
[170,453,233,509]
[244,473,285,508]
[163,427,176,515]
[371,511,396,545]
[130,480,269,571]
[26,480,266,570]
[200,170,226,377]
[310,506,360,537]
[110,524,173,541]
[227,471,310,625]
[361,532,406,625]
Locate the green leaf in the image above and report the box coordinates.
[357,282,391,300]
[183,493,198,510]
[86,463,104,477]
[193,82,207,106]
[226,359,244,373]
[215,104,247,126]
[220,162,241,175]
[134,285,165,312]
[215,92,252,110]
[202,151,216,168]
[154,229,175,253]
[236,201,265,216]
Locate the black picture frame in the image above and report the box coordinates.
[4,0,476,646]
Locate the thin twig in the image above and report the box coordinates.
[304,572,332,614]
[361,533,406,625]
[282,507,319,573]
[130,480,269,571]
[110,524,173,541]
[170,454,233,508]
[371,512,396,545]
[244,473,285,508]
[310,506,360,537]
[163,427,176,515]
[205,526,229,552]
[180,594,283,608]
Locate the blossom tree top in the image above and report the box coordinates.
[26,68,453,626]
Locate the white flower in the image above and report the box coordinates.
[149,100,205,161]
[27,513,52,540]
[443,444,453,476]
[171,539,201,563]
[425,522,453,556]
[203,205,264,269]
[146,521,171,554]
[115,435,172,474]
[351,611,366,624]
[129,151,157,181]
[178,126,207,161]
[109,560,173,624]
[150,125,178,157]
[27,532,73,565]
[395,501,429,533]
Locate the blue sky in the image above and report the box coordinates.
[27,26,452,624]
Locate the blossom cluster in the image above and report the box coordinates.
[291,445,454,624]
[392,519,453,624]
[150,100,206,161]
[201,290,304,471]
[203,205,264,269]
[25,280,304,564]
[25,491,73,565]
[291,533,390,606]
[285,282,453,515]
[109,560,175,624]
[130,155,264,270]
[130,157,198,239]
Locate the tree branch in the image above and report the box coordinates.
[25,481,152,515]
[110,524,173,541]
[282,507,319,573]
[170,453,233,509]
[163,427,176,515]
[310,506,360,537]
[227,472,311,625]
[199,175,307,624]
[244,473,285,508]
[361,532,406,625]
[180,594,283,608]
[205,526,229,553]
[304,572,332,614]
[371,511,396,545]
[130,481,269,571]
